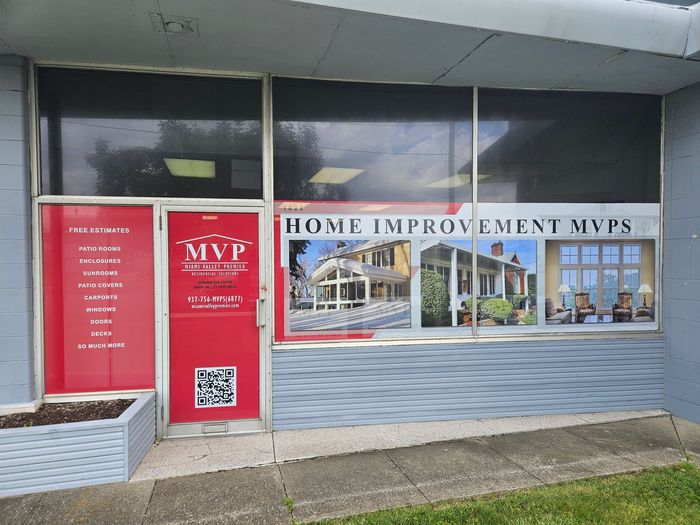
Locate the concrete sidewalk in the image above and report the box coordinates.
[132,409,668,481]
[2,414,699,524]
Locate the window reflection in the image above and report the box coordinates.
[39,68,262,198]
[273,79,472,203]
[477,89,661,203]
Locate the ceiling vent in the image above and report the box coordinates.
[150,13,199,36]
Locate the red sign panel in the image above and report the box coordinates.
[42,205,155,394]
[167,212,260,424]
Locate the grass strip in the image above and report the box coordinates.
[315,463,700,525]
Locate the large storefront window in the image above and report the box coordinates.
[477,89,660,331]
[273,79,661,342]
[38,68,262,198]
[273,78,472,204]
[273,78,473,341]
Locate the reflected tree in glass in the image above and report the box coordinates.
[86,119,261,197]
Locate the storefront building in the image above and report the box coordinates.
[1,0,700,438]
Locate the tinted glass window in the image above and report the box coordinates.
[39,68,262,198]
[273,78,472,203]
[477,89,661,203]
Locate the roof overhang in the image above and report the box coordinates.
[309,257,408,284]
[2,0,700,94]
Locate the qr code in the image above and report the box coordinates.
[195,367,237,408]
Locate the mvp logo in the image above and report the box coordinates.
[176,234,253,263]
[184,242,247,262]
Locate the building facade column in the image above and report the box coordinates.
[0,56,35,411]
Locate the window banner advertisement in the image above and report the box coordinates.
[274,201,660,342]
[42,205,155,393]
[167,212,260,424]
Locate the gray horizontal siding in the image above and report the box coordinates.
[0,55,33,405]
[0,393,155,497]
[272,338,665,429]
[126,393,156,478]
[0,423,125,496]
[663,84,700,424]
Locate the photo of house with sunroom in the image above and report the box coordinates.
[288,240,412,331]
[420,240,536,327]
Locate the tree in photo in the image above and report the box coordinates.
[421,269,450,327]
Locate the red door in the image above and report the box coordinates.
[167,211,260,424]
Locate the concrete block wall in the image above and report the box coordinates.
[0,56,34,406]
[664,84,700,423]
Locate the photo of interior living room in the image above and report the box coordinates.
[545,240,656,325]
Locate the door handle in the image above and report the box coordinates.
[256,298,265,327]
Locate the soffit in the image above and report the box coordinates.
[156,0,342,76]
[0,0,171,67]
[295,0,691,57]
[433,35,623,89]
[560,51,700,94]
[647,0,698,6]
[1,0,700,94]
[309,12,493,84]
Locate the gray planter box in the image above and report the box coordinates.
[0,392,155,497]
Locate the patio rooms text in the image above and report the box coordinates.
[284,216,633,237]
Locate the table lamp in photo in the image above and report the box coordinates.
[557,283,571,309]
[637,283,653,308]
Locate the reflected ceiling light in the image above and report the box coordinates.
[426,173,492,188]
[359,204,393,212]
[164,158,215,179]
[309,167,365,184]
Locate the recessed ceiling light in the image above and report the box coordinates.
[309,167,365,184]
[359,204,393,211]
[164,158,215,179]
[426,173,492,188]
[427,174,470,188]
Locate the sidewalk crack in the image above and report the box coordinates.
[477,438,547,485]
[558,426,661,471]
[277,463,295,524]
[670,415,690,461]
[383,450,431,504]
[272,431,278,464]
[477,418,498,435]
[140,480,157,525]
[22,493,43,525]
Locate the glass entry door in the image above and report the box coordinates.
[164,209,264,435]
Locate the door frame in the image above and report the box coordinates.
[157,203,269,438]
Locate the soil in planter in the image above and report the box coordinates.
[0,399,134,429]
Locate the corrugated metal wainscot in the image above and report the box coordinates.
[0,392,155,497]
[272,337,665,429]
